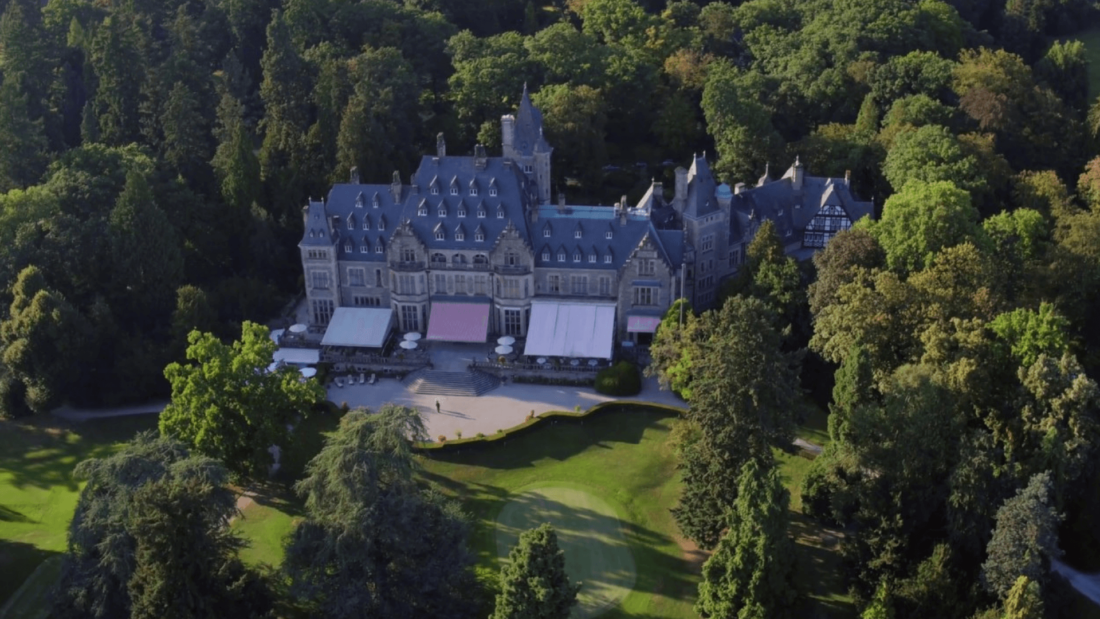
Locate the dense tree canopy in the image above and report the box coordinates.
[492,524,581,619]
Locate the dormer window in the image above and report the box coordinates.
[477,208,486,218]
[456,228,465,241]
[588,254,596,263]
[458,208,466,218]
[363,219,370,230]
[604,254,612,264]
[475,230,485,242]
[542,251,550,261]
[497,208,505,219]
[378,218,385,230]
[345,243,352,253]
[372,194,380,208]
[605,231,612,239]
[524,164,533,174]
[356,193,365,208]
[436,230,445,240]
[450,186,458,196]
[490,188,498,197]
[375,242,384,253]
[347,218,354,230]
[574,230,581,239]
[438,206,447,217]
[431,187,439,195]
[544,228,551,238]
[573,252,581,262]
[558,252,565,262]
[360,244,369,253]
[418,204,427,216]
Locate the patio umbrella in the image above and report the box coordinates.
[494,345,513,355]
[299,367,317,378]
[399,340,418,350]
[288,323,308,334]
[404,332,422,341]
[267,362,279,373]
[496,335,516,346]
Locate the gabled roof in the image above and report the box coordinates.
[301,199,334,247]
[534,204,659,271]
[683,154,718,219]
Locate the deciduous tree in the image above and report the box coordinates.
[981,472,1061,599]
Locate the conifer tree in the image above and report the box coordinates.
[696,459,798,619]
[212,91,260,214]
[492,523,580,619]
[88,16,142,145]
[0,72,47,190]
[160,81,210,184]
[258,10,311,217]
[981,472,1061,599]
[1002,576,1043,619]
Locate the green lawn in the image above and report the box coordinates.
[0,414,159,612]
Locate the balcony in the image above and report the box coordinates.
[494,264,531,275]
[429,261,491,271]
[390,261,425,272]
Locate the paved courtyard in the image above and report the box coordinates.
[328,373,685,441]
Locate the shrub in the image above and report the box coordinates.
[595,361,642,396]
[455,430,462,439]
[437,435,447,443]
[476,432,485,438]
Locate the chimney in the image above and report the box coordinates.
[673,166,688,213]
[620,195,628,210]
[350,166,360,184]
[474,144,487,170]
[620,210,627,226]
[501,114,515,157]
[390,170,401,201]
[792,156,803,192]
[436,132,446,158]
[844,170,851,187]
[557,192,566,213]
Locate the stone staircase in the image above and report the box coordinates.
[406,370,500,397]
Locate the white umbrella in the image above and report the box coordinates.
[288,323,308,334]
[404,332,422,341]
[497,335,516,346]
[299,367,317,378]
[400,340,418,350]
[495,345,513,355]
[267,362,280,373]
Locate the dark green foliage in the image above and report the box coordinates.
[492,523,580,619]
[981,472,1061,599]
[696,459,798,619]
[672,296,802,548]
[284,406,477,618]
[595,360,641,396]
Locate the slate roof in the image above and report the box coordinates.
[322,184,404,262]
[533,204,683,272]
[683,155,718,219]
[402,155,534,251]
[513,85,552,157]
[302,199,336,247]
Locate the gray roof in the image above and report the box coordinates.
[403,155,534,250]
[683,155,718,219]
[302,199,336,247]
[323,185,403,261]
[534,205,657,271]
[514,86,552,157]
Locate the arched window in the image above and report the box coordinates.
[473,254,489,266]
[431,253,447,265]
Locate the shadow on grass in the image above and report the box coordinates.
[0,415,158,493]
[0,539,62,609]
[790,512,856,619]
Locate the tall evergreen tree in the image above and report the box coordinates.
[492,523,580,619]
[0,72,47,190]
[672,296,802,548]
[88,16,143,145]
[1001,576,1044,619]
[212,91,261,215]
[981,472,1061,599]
[696,459,798,619]
[258,10,311,219]
[160,81,211,186]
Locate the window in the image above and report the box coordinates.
[503,309,522,335]
[478,207,486,218]
[312,299,334,324]
[458,208,466,218]
[310,271,330,289]
[453,253,465,265]
[372,195,379,208]
[398,274,417,294]
[375,269,382,287]
[548,275,561,293]
[639,259,655,276]
[701,275,715,288]
[307,249,326,260]
[400,304,420,331]
[571,276,587,295]
[605,231,612,239]
[456,230,465,241]
[497,208,504,219]
[378,218,385,230]
[435,230,445,240]
[360,244,369,253]
[347,218,354,230]
[455,274,466,293]
[558,252,565,262]
[434,273,446,293]
[523,164,533,174]
[431,253,446,265]
[356,194,364,208]
[352,295,381,307]
[470,187,478,197]
[402,248,416,262]
[599,277,610,296]
[588,254,596,263]
[474,275,487,294]
[362,219,370,230]
[430,186,439,195]
[502,278,521,299]
[701,234,714,253]
[450,186,458,196]
[573,252,580,262]
[418,205,427,216]
[785,228,792,237]
[504,251,519,266]
[438,207,447,217]
[574,230,582,239]
[349,268,365,287]
[489,188,497,197]
[474,254,489,266]
[604,255,612,264]
[375,243,384,254]
[633,286,656,306]
[544,228,551,238]
[344,243,352,253]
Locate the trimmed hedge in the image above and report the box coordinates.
[594,361,642,396]
[413,401,686,454]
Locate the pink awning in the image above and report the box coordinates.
[627,315,661,333]
[426,302,490,343]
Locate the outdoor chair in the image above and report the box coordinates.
[335,377,344,388]
[368,373,376,384]
[359,373,366,384]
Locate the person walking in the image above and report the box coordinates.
[435,400,441,414]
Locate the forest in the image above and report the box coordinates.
[1,0,1100,615]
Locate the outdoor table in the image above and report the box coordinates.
[570,359,580,367]
[588,360,598,367]
[537,357,547,365]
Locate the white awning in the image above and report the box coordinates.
[523,300,616,360]
[321,308,394,348]
[273,348,320,365]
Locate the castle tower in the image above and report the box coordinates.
[501,84,553,204]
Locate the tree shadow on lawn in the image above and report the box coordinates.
[0,415,158,493]
[789,511,856,619]
[420,406,677,471]
[0,539,62,608]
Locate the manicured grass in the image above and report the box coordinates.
[232,491,302,568]
[0,415,159,610]
[495,485,637,618]
[1059,27,1100,99]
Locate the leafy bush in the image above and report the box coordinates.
[595,361,642,396]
